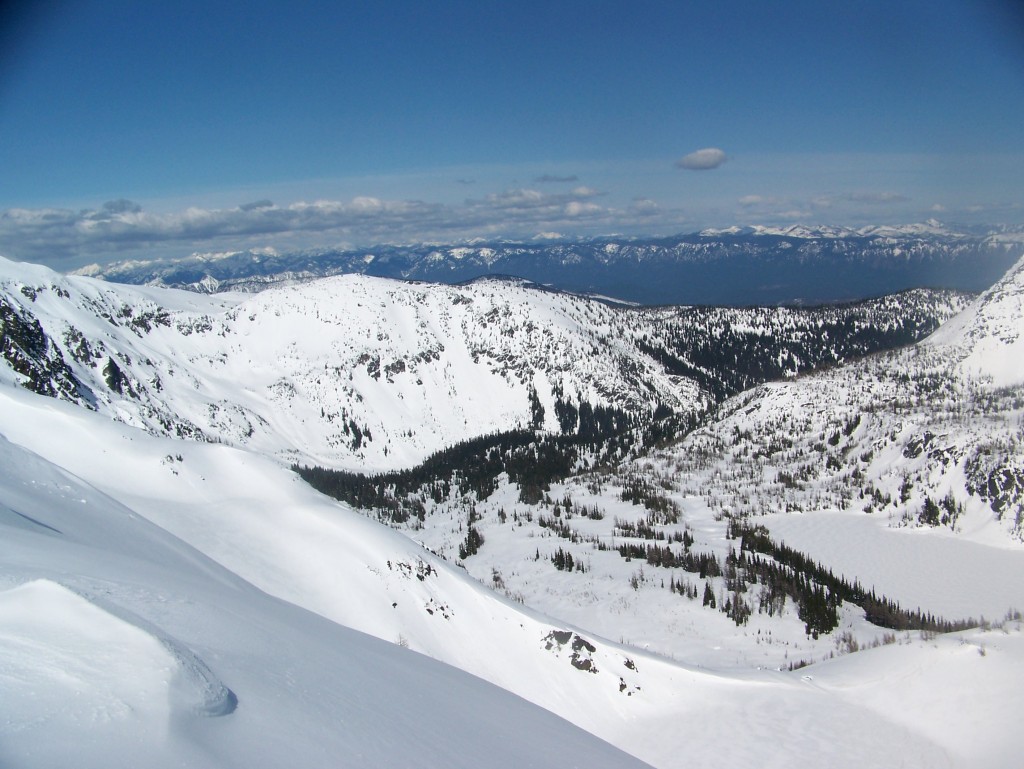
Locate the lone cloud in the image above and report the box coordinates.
[676,148,728,171]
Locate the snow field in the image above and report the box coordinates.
[3,253,1024,766]
[0,424,654,769]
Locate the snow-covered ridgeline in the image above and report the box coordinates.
[657,253,1024,543]
[0,255,969,477]
[0,257,695,471]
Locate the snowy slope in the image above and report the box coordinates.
[0,255,967,477]
[1,257,696,472]
[3,383,1023,769]
[0,425,653,769]
[924,251,1024,387]
[2,251,1024,766]
[672,252,1024,542]
[3,383,774,768]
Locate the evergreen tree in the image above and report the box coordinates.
[702,581,716,608]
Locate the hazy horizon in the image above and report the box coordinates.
[2,1,1022,267]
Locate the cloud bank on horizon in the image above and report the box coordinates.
[2,156,1021,267]
[0,187,660,266]
[1,1,1022,267]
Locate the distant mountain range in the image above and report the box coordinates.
[75,221,1024,305]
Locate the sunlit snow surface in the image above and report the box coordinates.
[0,580,176,762]
[2,388,1022,768]
[2,254,1024,767]
[925,249,1024,387]
[0,425,652,769]
[0,255,696,472]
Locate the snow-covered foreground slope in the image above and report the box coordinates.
[3,384,1023,768]
[0,422,652,769]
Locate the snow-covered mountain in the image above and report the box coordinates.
[1,261,697,471]
[0,256,968,472]
[301,256,1023,687]
[75,223,1023,305]
[661,251,1024,544]
[2,252,1024,767]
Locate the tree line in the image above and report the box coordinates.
[615,520,977,637]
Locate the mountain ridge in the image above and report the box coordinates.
[1,254,970,473]
[72,222,1024,305]
[1,251,1023,767]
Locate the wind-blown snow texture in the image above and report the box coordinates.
[0,425,653,769]
[1,251,1023,768]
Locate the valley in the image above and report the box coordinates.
[1,248,1022,768]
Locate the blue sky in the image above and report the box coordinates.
[1,0,1023,267]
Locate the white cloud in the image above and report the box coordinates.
[629,198,660,215]
[468,187,612,222]
[0,188,632,266]
[0,197,449,264]
[564,201,603,217]
[737,194,785,208]
[676,148,728,171]
[348,196,385,213]
[0,169,951,268]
